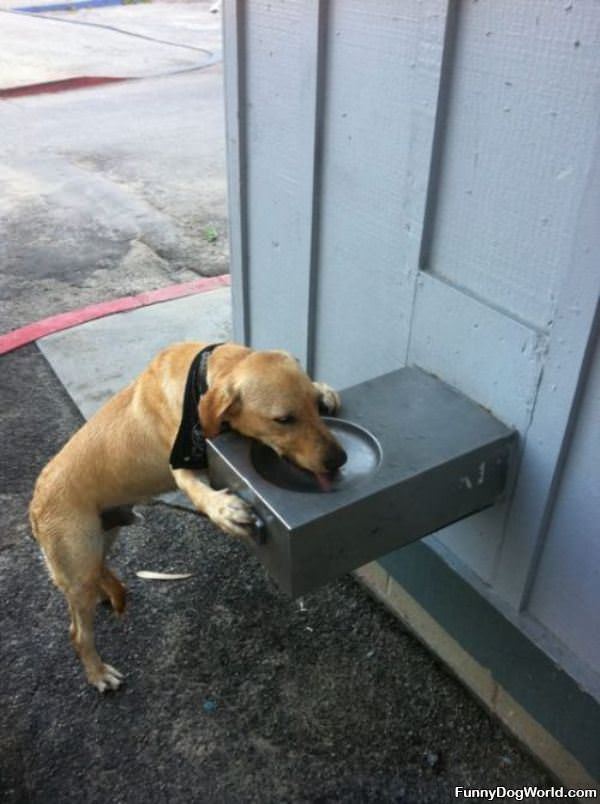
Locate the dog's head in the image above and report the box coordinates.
[199,346,347,485]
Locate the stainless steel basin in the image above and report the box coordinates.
[207,367,517,597]
[250,418,382,494]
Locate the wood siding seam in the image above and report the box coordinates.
[417,0,460,274]
[306,0,329,377]
[519,296,600,612]
[223,0,250,344]
[490,331,549,593]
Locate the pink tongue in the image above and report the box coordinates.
[316,473,333,492]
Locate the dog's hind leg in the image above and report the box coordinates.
[35,511,125,692]
[67,580,124,692]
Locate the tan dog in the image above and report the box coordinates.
[30,342,346,692]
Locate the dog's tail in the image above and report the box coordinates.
[28,495,40,543]
[29,464,52,543]
[99,567,127,615]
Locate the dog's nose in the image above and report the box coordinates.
[325,445,347,473]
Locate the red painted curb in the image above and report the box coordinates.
[0,274,231,356]
[0,76,128,100]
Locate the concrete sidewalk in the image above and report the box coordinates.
[38,285,232,415]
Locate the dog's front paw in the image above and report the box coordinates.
[314,382,341,416]
[205,489,255,540]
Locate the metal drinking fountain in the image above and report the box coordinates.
[207,367,518,597]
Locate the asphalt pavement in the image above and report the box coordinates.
[1,1,227,333]
[0,2,553,800]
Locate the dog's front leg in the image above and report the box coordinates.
[171,468,254,540]
[313,382,341,415]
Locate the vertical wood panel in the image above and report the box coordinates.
[406,1,600,604]
[494,117,600,608]
[243,0,322,363]
[422,1,600,331]
[408,272,543,581]
[312,0,449,388]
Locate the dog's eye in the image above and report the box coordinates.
[274,415,296,425]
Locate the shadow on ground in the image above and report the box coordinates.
[0,346,552,803]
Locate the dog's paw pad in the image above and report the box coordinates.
[90,663,124,692]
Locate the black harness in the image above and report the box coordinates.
[169,343,223,470]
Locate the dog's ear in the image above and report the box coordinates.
[199,384,241,438]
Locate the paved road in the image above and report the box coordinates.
[0,1,227,333]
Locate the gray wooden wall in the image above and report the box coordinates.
[223,0,600,702]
